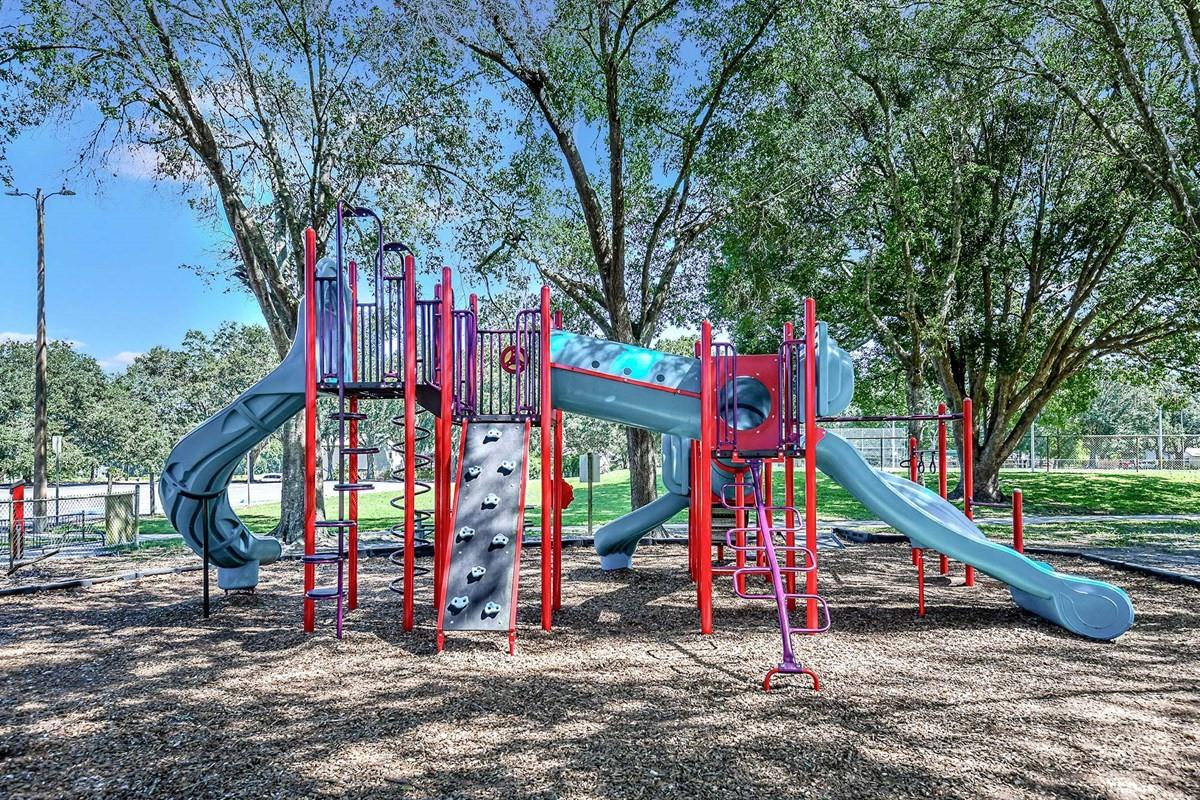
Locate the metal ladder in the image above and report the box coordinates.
[305,237,377,639]
[722,460,831,691]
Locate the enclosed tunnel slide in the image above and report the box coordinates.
[162,316,1134,638]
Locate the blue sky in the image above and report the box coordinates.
[0,118,265,371]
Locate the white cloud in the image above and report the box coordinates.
[110,144,168,182]
[99,351,142,372]
[0,331,85,347]
[0,331,35,343]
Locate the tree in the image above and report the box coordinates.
[411,0,790,509]
[709,1,1200,499]
[0,340,109,482]
[2,0,470,540]
[994,0,1200,278]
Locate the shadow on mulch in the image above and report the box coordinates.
[0,543,1197,799]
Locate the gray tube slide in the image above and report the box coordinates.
[548,331,738,567]
[158,311,306,590]
[814,431,1134,640]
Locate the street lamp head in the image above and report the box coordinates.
[59,188,75,196]
[5,190,20,196]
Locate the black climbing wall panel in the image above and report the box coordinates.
[440,421,530,633]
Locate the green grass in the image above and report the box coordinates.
[138,466,1200,539]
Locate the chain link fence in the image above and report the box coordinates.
[4,491,140,568]
[834,428,1200,472]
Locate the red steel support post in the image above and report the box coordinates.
[783,321,796,609]
[436,268,454,611]
[734,477,747,595]
[348,260,360,611]
[540,286,554,630]
[803,298,820,631]
[402,251,418,630]
[552,310,564,611]
[698,321,715,634]
[962,397,976,587]
[303,228,318,632]
[937,402,949,575]
[760,461,772,567]
[1012,488,1024,553]
[908,436,919,483]
[915,547,926,617]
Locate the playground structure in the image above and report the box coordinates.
[159,202,1136,690]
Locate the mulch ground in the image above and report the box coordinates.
[1,543,1197,800]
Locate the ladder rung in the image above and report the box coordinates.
[328,411,367,421]
[302,552,344,564]
[334,482,374,492]
[305,586,343,600]
[341,446,379,455]
[315,519,355,528]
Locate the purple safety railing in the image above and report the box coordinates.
[712,341,738,452]
[452,308,477,416]
[468,307,541,419]
[779,337,805,448]
[415,299,440,388]
[720,460,830,683]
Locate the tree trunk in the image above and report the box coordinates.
[626,427,657,510]
[969,443,1005,503]
[275,413,307,544]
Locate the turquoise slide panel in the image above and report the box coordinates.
[814,431,1134,640]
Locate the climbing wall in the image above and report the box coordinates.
[439,421,530,634]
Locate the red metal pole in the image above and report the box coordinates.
[915,547,926,617]
[303,227,318,632]
[760,460,772,568]
[734,475,746,595]
[698,321,714,634]
[436,268,454,611]
[552,309,564,611]
[937,403,948,498]
[688,439,698,581]
[803,298,820,630]
[937,401,948,575]
[962,396,976,587]
[783,321,796,610]
[402,251,418,631]
[540,286,554,630]
[1012,488,1024,553]
[348,259,360,611]
[11,483,25,564]
[908,436,919,483]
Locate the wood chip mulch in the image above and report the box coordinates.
[1,543,1196,799]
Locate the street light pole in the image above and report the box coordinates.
[6,186,75,511]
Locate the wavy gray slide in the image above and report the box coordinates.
[159,315,305,590]
[814,431,1134,639]
[549,330,1135,640]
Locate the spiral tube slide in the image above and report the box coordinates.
[158,314,306,590]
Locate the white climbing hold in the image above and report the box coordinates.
[490,533,509,548]
[448,595,469,612]
[484,427,502,442]
[482,602,501,617]
[469,566,487,581]
[466,465,482,479]
[498,460,516,474]
[483,493,500,508]
[457,526,475,542]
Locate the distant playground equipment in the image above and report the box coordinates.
[160,203,1135,690]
